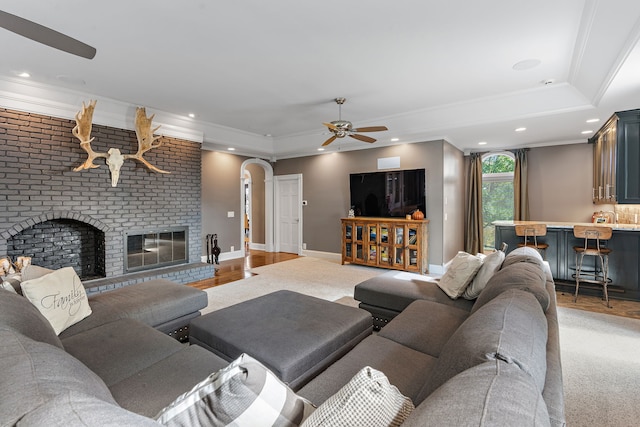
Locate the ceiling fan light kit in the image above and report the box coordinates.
[322,98,388,146]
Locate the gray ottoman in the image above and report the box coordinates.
[189,290,372,390]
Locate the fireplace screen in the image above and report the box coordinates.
[125,227,187,273]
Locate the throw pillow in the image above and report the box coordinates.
[301,366,414,427]
[437,251,483,299]
[462,249,506,300]
[21,267,92,335]
[21,264,54,281]
[1,273,23,294]
[155,353,316,427]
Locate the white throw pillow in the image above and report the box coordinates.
[21,267,92,335]
[156,353,316,426]
[437,251,484,299]
[463,249,506,300]
[302,366,414,427]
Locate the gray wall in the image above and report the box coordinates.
[273,140,464,267]
[528,143,597,222]
[201,151,248,255]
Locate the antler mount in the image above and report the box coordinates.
[73,101,170,187]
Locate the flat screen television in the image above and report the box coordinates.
[349,168,426,218]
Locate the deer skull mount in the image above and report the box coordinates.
[72,100,170,187]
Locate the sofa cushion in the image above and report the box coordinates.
[417,289,548,402]
[402,360,551,427]
[17,391,161,427]
[298,335,437,406]
[61,318,185,387]
[302,366,414,427]
[0,328,116,426]
[378,299,469,358]
[354,271,474,314]
[462,249,505,300]
[502,246,545,269]
[21,266,92,335]
[110,344,230,418]
[0,288,63,349]
[472,261,550,315]
[437,251,483,299]
[155,353,315,427]
[59,279,208,338]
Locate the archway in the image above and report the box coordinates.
[240,158,274,255]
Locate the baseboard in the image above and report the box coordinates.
[200,250,244,264]
[302,250,341,262]
[250,243,266,251]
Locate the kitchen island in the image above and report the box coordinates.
[494,220,640,301]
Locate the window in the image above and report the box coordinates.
[482,153,515,251]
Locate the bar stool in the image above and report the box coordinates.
[515,223,549,259]
[573,225,613,308]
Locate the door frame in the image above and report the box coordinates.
[274,174,303,254]
[240,158,274,256]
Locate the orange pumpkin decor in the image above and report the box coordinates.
[411,209,424,220]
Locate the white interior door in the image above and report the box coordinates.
[275,174,302,254]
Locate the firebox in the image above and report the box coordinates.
[124,227,188,273]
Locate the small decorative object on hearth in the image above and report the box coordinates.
[348,208,355,218]
[73,100,170,187]
[212,234,221,265]
[411,209,424,220]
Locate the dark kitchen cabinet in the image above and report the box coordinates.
[590,108,640,204]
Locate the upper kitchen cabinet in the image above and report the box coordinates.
[590,109,640,204]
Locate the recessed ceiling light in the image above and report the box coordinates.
[581,130,593,134]
[390,138,399,142]
[17,72,30,78]
[188,113,195,118]
[586,118,600,123]
[228,147,235,151]
[515,127,527,132]
[317,148,325,151]
[478,141,488,145]
[512,59,541,71]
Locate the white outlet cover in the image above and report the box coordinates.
[227,211,235,218]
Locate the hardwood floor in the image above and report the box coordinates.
[187,250,300,290]
[188,250,640,320]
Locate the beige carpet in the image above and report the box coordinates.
[202,256,383,315]
[558,307,640,427]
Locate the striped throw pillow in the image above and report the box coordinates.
[155,353,315,426]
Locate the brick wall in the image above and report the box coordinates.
[0,107,204,280]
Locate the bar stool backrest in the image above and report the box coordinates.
[573,225,612,251]
[515,223,547,247]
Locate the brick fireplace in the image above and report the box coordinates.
[0,108,213,292]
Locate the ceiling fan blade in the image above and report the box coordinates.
[352,126,388,132]
[349,134,376,143]
[323,122,338,131]
[322,135,338,146]
[0,11,96,59]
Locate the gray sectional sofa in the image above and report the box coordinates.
[298,246,566,426]
[1,246,564,426]
[1,278,230,425]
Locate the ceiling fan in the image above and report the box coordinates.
[322,98,388,146]
[0,10,96,59]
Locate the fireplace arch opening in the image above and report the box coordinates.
[7,218,106,280]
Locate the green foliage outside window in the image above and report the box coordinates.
[482,154,515,251]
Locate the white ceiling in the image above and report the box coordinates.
[2,0,640,159]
